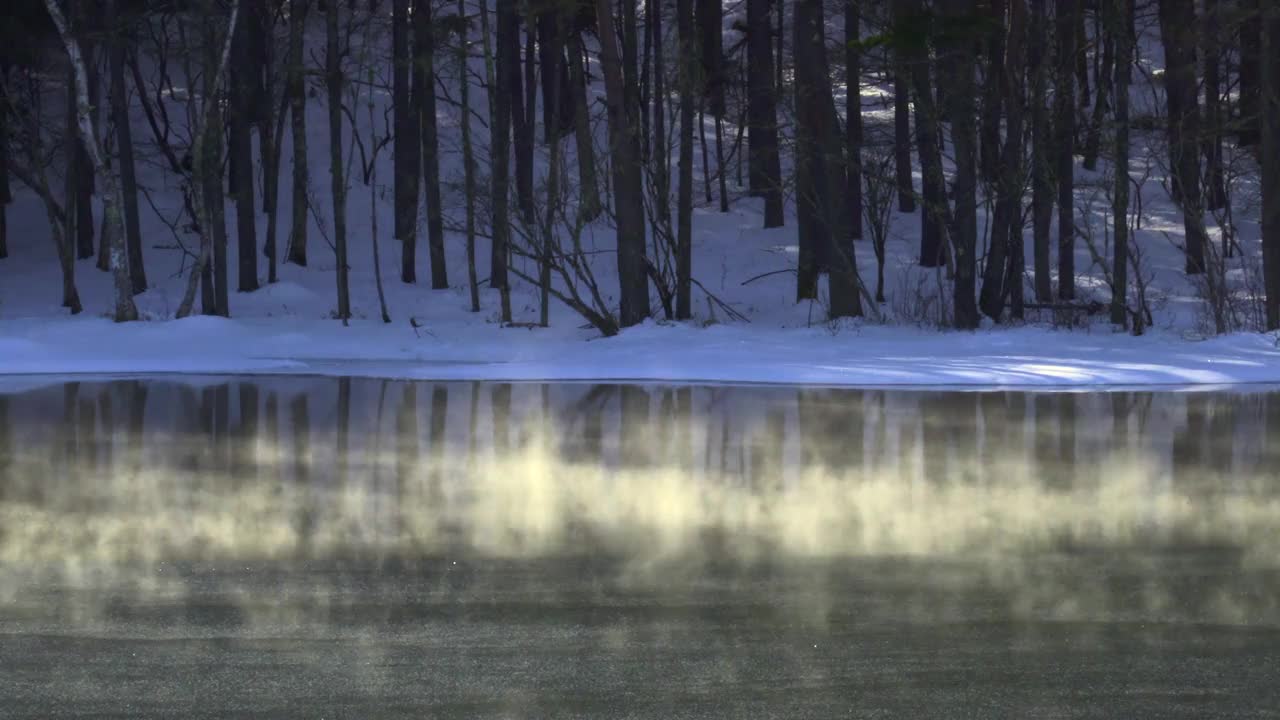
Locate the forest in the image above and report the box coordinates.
[0,0,1277,343]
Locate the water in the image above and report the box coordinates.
[1,378,1278,718]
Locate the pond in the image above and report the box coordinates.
[1,378,1278,717]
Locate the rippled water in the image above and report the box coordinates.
[1,378,1278,718]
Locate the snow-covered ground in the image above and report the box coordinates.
[1,8,1277,389]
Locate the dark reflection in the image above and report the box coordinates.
[1,378,1279,718]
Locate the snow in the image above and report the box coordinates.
[1,313,1277,389]
[1,6,1277,390]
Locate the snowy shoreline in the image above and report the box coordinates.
[3,315,1278,390]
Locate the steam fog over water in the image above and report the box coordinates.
[1,378,1278,717]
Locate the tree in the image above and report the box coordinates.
[595,0,652,327]
[795,0,861,317]
[42,0,138,322]
[1111,0,1132,327]
[979,0,1006,186]
[746,0,783,227]
[106,0,145,294]
[285,0,309,267]
[1054,0,1078,299]
[943,0,978,329]
[898,0,947,269]
[892,28,915,213]
[492,0,516,322]
[1158,0,1208,276]
[0,79,7,261]
[394,0,420,283]
[326,0,350,322]
[676,0,695,317]
[176,1,241,319]
[416,0,448,289]
[1029,0,1053,300]
[231,6,258,293]
[1263,4,1280,329]
[980,0,1026,322]
[845,0,863,241]
[458,0,480,313]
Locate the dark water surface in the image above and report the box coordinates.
[1,378,1279,718]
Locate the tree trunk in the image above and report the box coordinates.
[1054,0,1078,299]
[1158,0,1208,276]
[395,0,420,283]
[327,0,349,322]
[44,0,138,321]
[1201,0,1227,213]
[285,0,309,266]
[417,0,448,289]
[899,0,947,269]
[459,0,480,314]
[845,0,863,240]
[595,0,651,327]
[1029,0,1052,301]
[650,0,669,226]
[1240,0,1261,147]
[0,90,7,261]
[260,1,280,284]
[513,13,535,221]
[979,0,1026,321]
[746,0,783,226]
[943,0,979,328]
[232,8,258,294]
[677,0,694,317]
[892,54,915,213]
[1111,0,1132,327]
[492,0,515,311]
[1081,11,1113,171]
[979,0,1007,187]
[107,0,145,294]
[795,0,861,317]
[696,0,724,116]
[1262,5,1280,329]
[567,34,602,221]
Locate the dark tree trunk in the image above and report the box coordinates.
[1030,0,1052,301]
[327,0,350,321]
[746,0,783,226]
[696,0,724,116]
[979,0,1006,186]
[1081,11,1113,171]
[204,19,230,318]
[596,0,651,326]
[395,0,420,283]
[1158,0,1208,276]
[513,12,535,221]
[943,0,978,329]
[492,0,515,298]
[677,0,694,317]
[1262,5,1280,328]
[899,0,947,269]
[416,0,448,289]
[567,33,602,220]
[107,0,145,293]
[845,0,863,240]
[795,0,861,317]
[260,1,280,284]
[892,54,915,212]
[1201,0,1227,213]
[537,2,574,141]
[0,88,7,261]
[979,0,1027,321]
[232,8,258,293]
[1240,0,1261,147]
[285,0,309,266]
[649,2,669,226]
[1054,0,1078,299]
[1111,0,1132,327]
